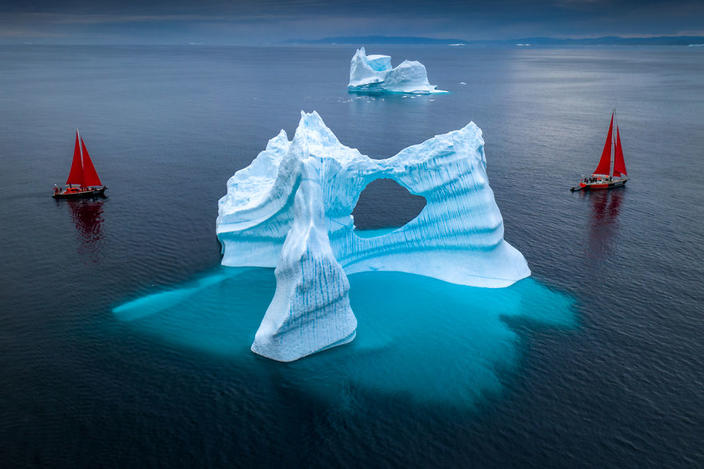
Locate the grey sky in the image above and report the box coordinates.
[1,0,703,44]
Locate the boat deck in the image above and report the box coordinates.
[53,186,107,199]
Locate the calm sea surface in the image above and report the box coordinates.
[1,45,703,468]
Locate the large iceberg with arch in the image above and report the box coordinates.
[348,47,447,94]
[217,111,530,362]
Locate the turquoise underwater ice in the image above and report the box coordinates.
[113,267,575,407]
[113,110,575,405]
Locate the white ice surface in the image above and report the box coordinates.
[217,111,530,361]
[347,47,447,94]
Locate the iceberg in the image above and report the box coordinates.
[217,111,530,362]
[347,47,448,94]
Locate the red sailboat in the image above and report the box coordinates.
[53,130,107,199]
[571,112,628,192]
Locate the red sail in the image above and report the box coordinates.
[66,131,84,185]
[593,113,614,176]
[613,126,627,177]
[80,137,102,187]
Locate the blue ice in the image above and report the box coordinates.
[112,267,575,407]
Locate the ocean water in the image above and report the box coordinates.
[1,45,704,468]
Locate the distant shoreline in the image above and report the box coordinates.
[4,37,704,48]
[288,35,704,46]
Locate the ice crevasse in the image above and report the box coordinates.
[348,47,448,94]
[216,111,530,362]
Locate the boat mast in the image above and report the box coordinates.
[77,128,87,188]
[613,119,627,178]
[610,111,615,178]
[66,129,84,187]
[594,112,614,177]
[77,128,82,185]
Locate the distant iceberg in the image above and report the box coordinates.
[217,111,529,362]
[347,47,447,95]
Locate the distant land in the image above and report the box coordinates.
[291,36,471,45]
[290,35,704,46]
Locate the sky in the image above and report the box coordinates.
[1,0,703,44]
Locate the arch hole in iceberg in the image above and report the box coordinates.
[352,178,426,238]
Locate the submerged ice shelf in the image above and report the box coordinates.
[348,47,447,94]
[113,269,574,407]
[216,111,530,362]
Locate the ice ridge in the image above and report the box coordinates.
[217,111,530,361]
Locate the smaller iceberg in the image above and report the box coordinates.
[348,47,447,95]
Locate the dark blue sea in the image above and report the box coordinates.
[1,44,703,468]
